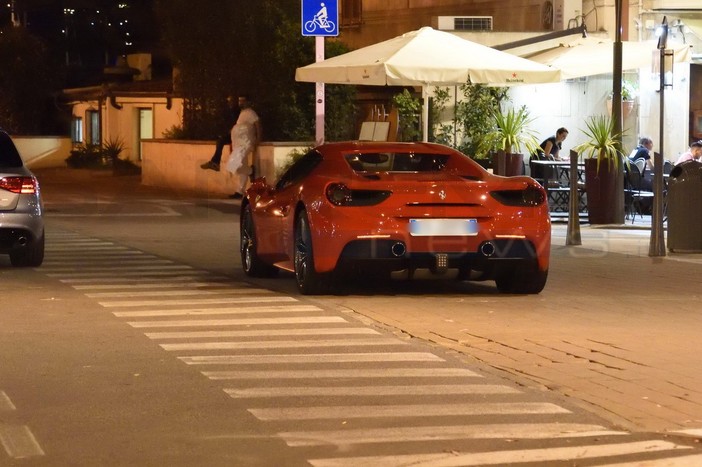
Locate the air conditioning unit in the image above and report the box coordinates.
[436,16,493,31]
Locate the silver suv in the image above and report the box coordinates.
[0,130,44,267]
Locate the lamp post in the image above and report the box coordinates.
[649,17,669,257]
[612,0,625,224]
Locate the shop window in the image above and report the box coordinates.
[86,110,100,145]
[340,0,361,27]
[71,117,83,143]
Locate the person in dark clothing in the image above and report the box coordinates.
[539,127,569,161]
[200,96,240,172]
[530,127,568,184]
[628,136,654,170]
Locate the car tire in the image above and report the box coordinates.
[495,264,548,294]
[10,230,45,267]
[294,210,329,295]
[240,204,278,277]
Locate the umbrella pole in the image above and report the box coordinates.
[422,87,429,142]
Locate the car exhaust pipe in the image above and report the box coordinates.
[391,242,406,257]
[480,241,495,257]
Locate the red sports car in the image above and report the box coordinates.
[240,141,551,294]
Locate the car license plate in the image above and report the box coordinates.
[409,219,479,236]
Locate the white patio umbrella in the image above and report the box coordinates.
[295,27,562,141]
[521,36,692,80]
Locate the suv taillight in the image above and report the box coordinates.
[0,176,38,194]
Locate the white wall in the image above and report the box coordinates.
[13,136,72,169]
[510,62,691,161]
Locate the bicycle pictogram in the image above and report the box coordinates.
[304,2,336,33]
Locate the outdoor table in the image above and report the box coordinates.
[530,160,586,215]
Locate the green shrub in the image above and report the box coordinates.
[65,144,105,168]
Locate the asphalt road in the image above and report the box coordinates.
[1,168,701,466]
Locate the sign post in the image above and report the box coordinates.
[301,0,338,145]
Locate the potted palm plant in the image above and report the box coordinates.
[573,115,626,224]
[478,106,540,176]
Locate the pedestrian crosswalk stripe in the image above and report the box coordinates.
[226,384,519,398]
[307,440,693,467]
[149,328,378,340]
[46,251,145,257]
[115,304,315,318]
[42,264,188,272]
[128,316,347,328]
[72,281,233,290]
[86,288,272,298]
[42,252,156,264]
[0,424,45,458]
[47,269,197,278]
[279,422,627,447]
[202,368,481,379]
[249,402,570,421]
[160,337,407,351]
[102,296,297,308]
[180,352,443,365]
[599,454,702,466]
[0,391,16,411]
[46,242,119,249]
[671,428,702,437]
[43,258,170,266]
[59,273,211,284]
[46,246,131,252]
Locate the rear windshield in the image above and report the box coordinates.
[345,152,450,173]
[0,132,23,168]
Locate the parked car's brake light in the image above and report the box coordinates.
[325,182,392,207]
[490,185,545,207]
[0,176,38,194]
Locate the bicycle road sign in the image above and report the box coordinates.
[301,0,338,37]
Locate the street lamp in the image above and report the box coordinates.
[649,16,671,257]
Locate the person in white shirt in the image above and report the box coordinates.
[225,95,262,199]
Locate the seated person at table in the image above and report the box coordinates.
[629,137,654,170]
[539,127,569,161]
[675,141,702,165]
[530,127,568,184]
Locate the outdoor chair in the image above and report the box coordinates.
[625,162,655,223]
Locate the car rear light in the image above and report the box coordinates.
[325,182,392,207]
[490,185,546,207]
[0,176,38,194]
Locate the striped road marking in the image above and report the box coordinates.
[180,352,444,365]
[128,316,346,328]
[99,296,290,308]
[58,273,212,284]
[115,304,320,318]
[202,368,481,380]
[248,402,570,421]
[0,425,45,459]
[308,440,693,467]
[225,384,520,398]
[160,337,407,351]
[86,288,270,298]
[148,328,379,340]
[280,423,627,447]
[72,281,233,290]
[46,268,198,278]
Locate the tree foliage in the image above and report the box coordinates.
[0,28,63,134]
[154,0,356,141]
